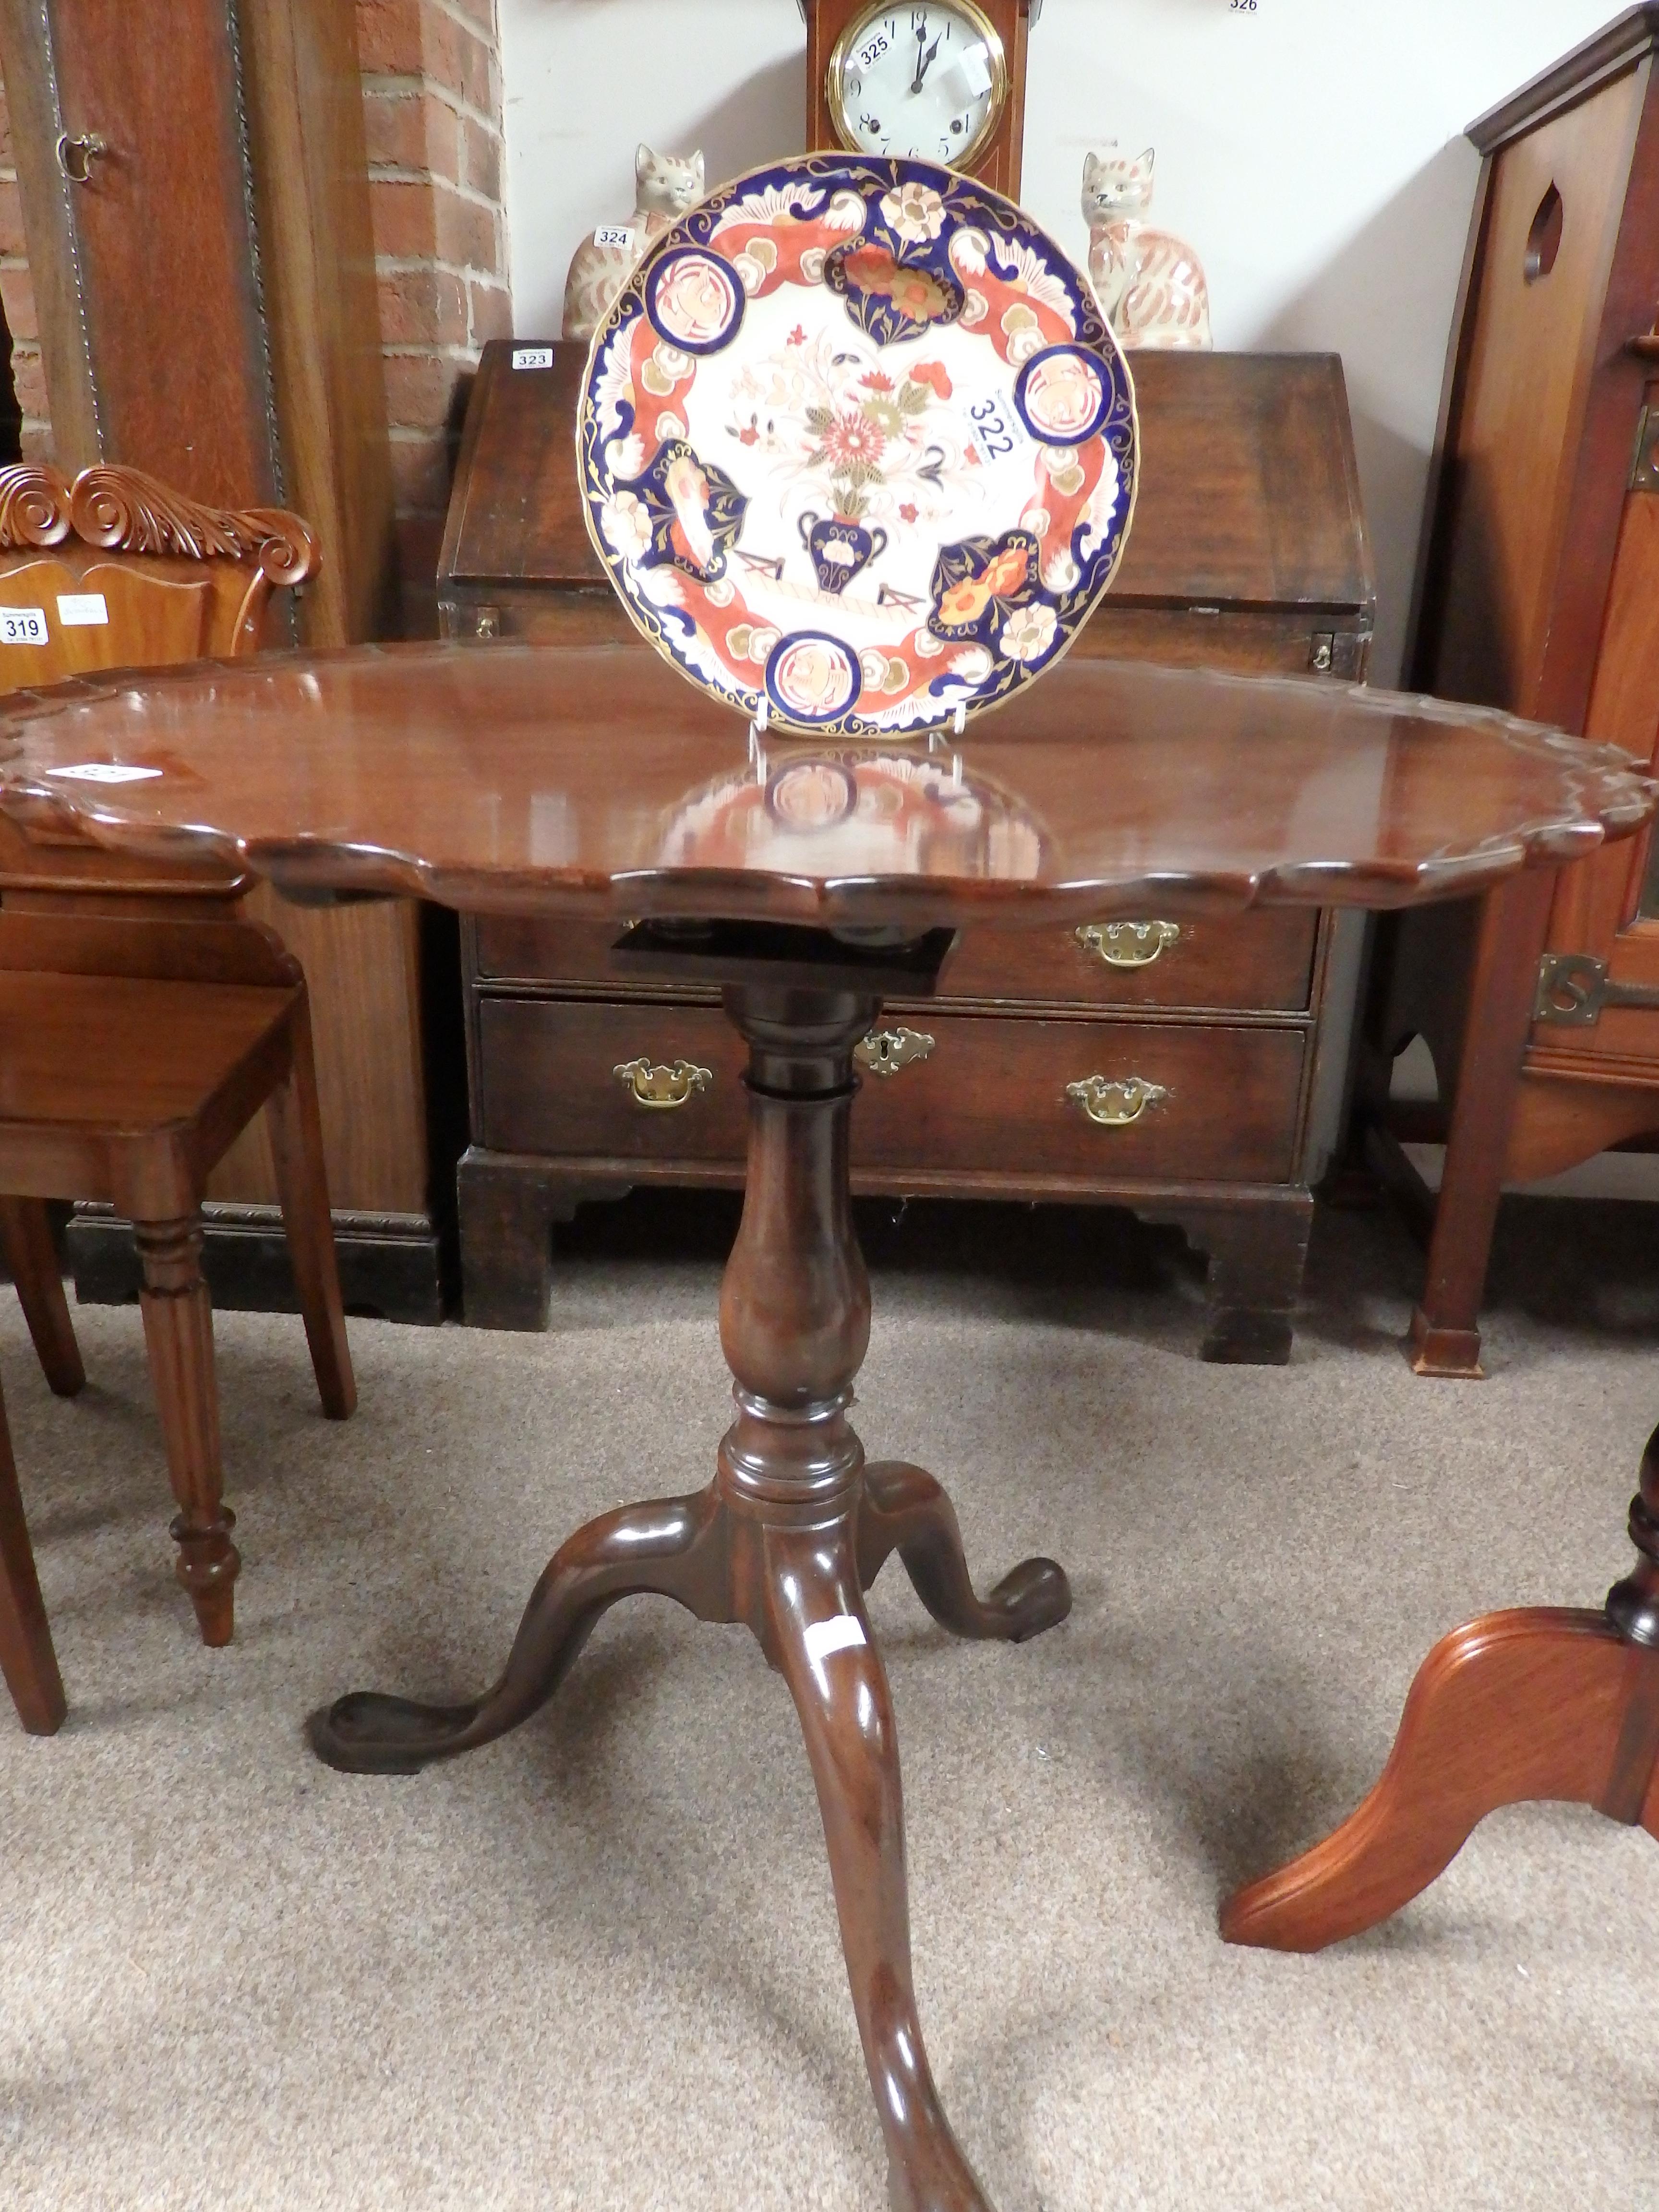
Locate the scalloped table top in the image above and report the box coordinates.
[0,641,1649,928]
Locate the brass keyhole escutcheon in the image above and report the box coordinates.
[1065,1074,1169,1127]
[1074,920,1180,970]
[613,1057,713,1109]
[855,1027,935,1078]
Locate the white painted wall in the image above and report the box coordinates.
[501,0,1623,682]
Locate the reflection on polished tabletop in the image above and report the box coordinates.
[1,641,1651,2212]
[0,640,1648,922]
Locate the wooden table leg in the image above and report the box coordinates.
[310,971,1071,2208]
[1221,1419,1659,1951]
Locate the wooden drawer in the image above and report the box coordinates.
[471,911,1318,1015]
[935,911,1316,1012]
[851,1015,1303,1180]
[473,917,716,997]
[479,997,745,1158]
[477,997,1304,1184]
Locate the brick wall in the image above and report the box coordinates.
[358,0,510,634]
[0,79,49,459]
[0,0,511,635]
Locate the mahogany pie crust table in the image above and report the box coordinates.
[0,641,1652,2211]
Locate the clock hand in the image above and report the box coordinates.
[911,31,941,94]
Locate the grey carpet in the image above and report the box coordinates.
[1,1194,1655,2211]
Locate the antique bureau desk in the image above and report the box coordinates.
[0,641,1644,2211]
[437,340,1376,1361]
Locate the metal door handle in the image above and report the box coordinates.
[55,131,108,184]
[1534,952,1659,1026]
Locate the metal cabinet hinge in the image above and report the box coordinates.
[1534,951,1659,1025]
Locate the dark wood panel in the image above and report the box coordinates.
[1110,353,1372,613]
[473,909,1318,1015]
[439,344,1377,624]
[440,345,594,594]
[240,0,397,648]
[448,586,1358,677]
[48,0,280,504]
[1070,605,1368,677]
[478,995,1306,1184]
[1413,60,1658,723]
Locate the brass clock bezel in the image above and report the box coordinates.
[827,0,1010,174]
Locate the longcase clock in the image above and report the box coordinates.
[801,0,1038,199]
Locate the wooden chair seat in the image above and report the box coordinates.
[0,464,356,1716]
[0,970,293,1135]
[0,925,355,1673]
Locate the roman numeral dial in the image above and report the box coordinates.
[824,0,1011,177]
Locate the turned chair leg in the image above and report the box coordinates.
[0,1196,85,1398]
[0,1375,65,1733]
[135,1214,239,1646]
[265,998,355,1420]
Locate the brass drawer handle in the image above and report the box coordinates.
[855,1027,935,1078]
[1074,920,1180,969]
[613,1057,712,1109]
[1065,1075,1169,1127]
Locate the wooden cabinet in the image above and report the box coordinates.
[439,340,1376,1360]
[0,0,442,1321]
[1360,6,1659,1373]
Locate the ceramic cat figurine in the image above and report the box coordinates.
[1082,147,1212,351]
[562,144,707,344]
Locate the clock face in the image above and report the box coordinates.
[830,4,1008,169]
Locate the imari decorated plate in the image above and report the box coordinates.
[579,153,1138,738]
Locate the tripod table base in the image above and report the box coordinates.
[1223,1422,1659,1951]
[308,958,1071,2212]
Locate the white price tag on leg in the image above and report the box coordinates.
[803,1614,867,1664]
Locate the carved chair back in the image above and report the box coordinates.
[0,462,317,901]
